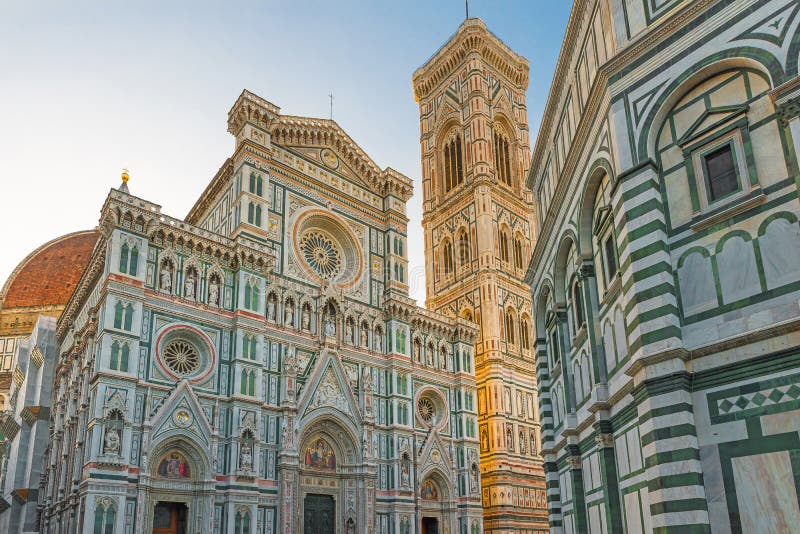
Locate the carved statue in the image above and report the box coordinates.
[208,278,220,306]
[285,301,294,327]
[401,457,410,486]
[346,321,354,344]
[375,332,382,352]
[414,342,421,361]
[240,444,253,470]
[361,328,368,348]
[426,347,433,366]
[184,273,195,299]
[301,306,311,331]
[160,267,172,291]
[104,427,121,454]
[325,314,336,337]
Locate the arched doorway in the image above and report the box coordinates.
[296,416,365,534]
[418,472,454,534]
[138,437,215,534]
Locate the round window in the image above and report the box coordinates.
[418,396,436,424]
[300,230,342,280]
[291,209,364,288]
[155,324,216,383]
[162,340,200,375]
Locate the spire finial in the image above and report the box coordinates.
[466,0,469,19]
[119,168,130,193]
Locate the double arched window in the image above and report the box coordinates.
[247,202,262,227]
[249,172,263,197]
[93,499,116,534]
[240,368,256,396]
[234,507,252,534]
[499,227,511,263]
[513,234,525,270]
[442,133,464,193]
[113,302,134,331]
[119,242,138,276]
[504,308,517,345]
[457,228,470,267]
[442,239,454,276]
[109,341,130,372]
[494,128,513,186]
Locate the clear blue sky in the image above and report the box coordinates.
[0,1,571,304]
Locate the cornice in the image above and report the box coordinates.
[413,18,529,101]
[528,0,720,189]
[527,0,719,277]
[184,158,234,226]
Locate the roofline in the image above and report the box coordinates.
[0,229,99,309]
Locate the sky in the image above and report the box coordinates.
[0,0,571,305]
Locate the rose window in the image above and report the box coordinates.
[162,340,200,375]
[300,231,342,280]
[417,397,436,424]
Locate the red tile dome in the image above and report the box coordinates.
[0,230,99,310]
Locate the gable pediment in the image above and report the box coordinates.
[148,380,213,448]
[298,350,361,423]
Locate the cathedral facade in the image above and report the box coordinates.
[526,0,800,533]
[40,91,482,534]
[413,19,548,533]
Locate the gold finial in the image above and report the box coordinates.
[121,168,130,183]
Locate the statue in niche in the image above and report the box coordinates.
[360,328,368,348]
[267,294,276,321]
[414,341,421,362]
[285,301,294,327]
[375,332,382,352]
[104,427,121,454]
[346,518,355,534]
[325,314,336,337]
[471,462,479,492]
[208,277,220,306]
[240,444,253,470]
[346,321,354,344]
[400,455,410,486]
[160,265,172,291]
[184,272,195,299]
[426,347,434,367]
[301,306,311,331]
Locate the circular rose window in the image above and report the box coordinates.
[291,209,363,288]
[163,340,200,375]
[155,324,216,383]
[418,397,436,424]
[300,230,342,280]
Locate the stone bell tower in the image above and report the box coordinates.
[413,18,547,533]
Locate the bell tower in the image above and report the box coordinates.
[413,18,547,532]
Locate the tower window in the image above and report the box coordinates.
[494,131,512,186]
[442,240,454,276]
[443,134,464,193]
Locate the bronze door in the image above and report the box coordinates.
[152,502,187,534]
[303,494,334,534]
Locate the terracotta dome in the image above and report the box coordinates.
[0,230,99,310]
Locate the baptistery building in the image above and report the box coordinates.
[526,0,800,533]
[39,90,482,534]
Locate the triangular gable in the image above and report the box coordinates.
[281,145,374,191]
[677,105,748,146]
[149,380,214,448]
[297,350,361,423]
[418,428,454,478]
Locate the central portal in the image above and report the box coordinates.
[152,501,187,534]
[421,517,439,534]
[303,494,334,534]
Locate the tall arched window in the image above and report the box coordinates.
[457,228,470,267]
[120,243,138,275]
[499,227,510,263]
[513,234,524,269]
[442,239,454,276]
[505,309,517,345]
[494,129,512,186]
[520,314,531,350]
[93,499,116,534]
[442,133,464,193]
[234,507,252,534]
